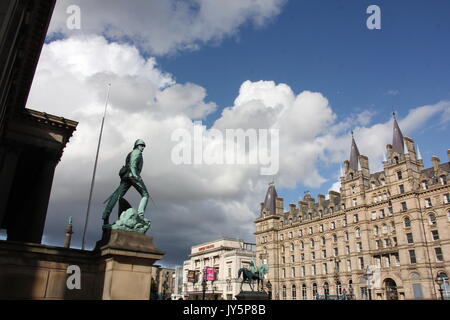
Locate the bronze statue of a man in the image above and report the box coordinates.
[101,139,149,226]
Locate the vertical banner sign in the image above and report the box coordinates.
[206,267,215,281]
[188,270,196,283]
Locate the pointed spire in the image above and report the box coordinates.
[263,183,278,215]
[349,131,360,171]
[416,144,423,160]
[392,112,404,154]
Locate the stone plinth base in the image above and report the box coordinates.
[95,229,164,300]
[235,291,270,300]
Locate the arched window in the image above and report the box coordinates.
[323,282,330,296]
[292,285,297,300]
[289,232,293,239]
[333,234,338,243]
[291,243,295,251]
[281,245,285,253]
[263,247,267,254]
[310,239,315,249]
[404,217,411,228]
[382,224,388,234]
[331,221,336,230]
[429,214,437,225]
[336,281,342,295]
[373,225,379,235]
[437,272,450,299]
[321,236,326,246]
[344,232,349,241]
[355,228,361,238]
[300,241,304,250]
[312,283,318,297]
[302,284,307,300]
[282,285,287,300]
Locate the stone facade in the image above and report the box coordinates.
[255,121,450,300]
[183,238,256,300]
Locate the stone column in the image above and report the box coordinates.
[26,154,58,243]
[0,144,20,228]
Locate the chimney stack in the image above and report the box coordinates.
[359,155,370,177]
[432,156,440,172]
[386,144,393,161]
[289,203,296,215]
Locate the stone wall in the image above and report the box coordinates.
[0,230,164,300]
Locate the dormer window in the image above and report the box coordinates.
[371,181,376,189]
[440,175,447,185]
[422,181,428,190]
[394,156,399,164]
[444,193,450,204]
[351,185,356,194]
[350,173,354,179]
[381,178,386,186]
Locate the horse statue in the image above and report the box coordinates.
[238,260,269,292]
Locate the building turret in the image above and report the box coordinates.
[392,113,404,154]
[263,183,278,215]
[349,132,360,171]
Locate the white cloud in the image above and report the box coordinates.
[48,0,286,55]
[27,36,449,266]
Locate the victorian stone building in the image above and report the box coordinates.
[255,117,450,300]
[183,238,256,300]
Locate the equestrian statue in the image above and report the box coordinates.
[238,260,269,292]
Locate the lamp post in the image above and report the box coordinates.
[331,257,341,299]
[435,274,448,300]
[266,281,272,300]
[363,266,373,300]
[323,282,329,300]
[202,269,207,300]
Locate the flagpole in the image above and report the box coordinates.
[81,83,111,250]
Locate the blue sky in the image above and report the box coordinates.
[23,0,450,266]
[157,0,450,205]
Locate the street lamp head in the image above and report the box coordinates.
[435,276,444,286]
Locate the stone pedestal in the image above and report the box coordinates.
[235,291,270,300]
[95,229,164,300]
